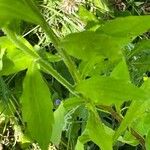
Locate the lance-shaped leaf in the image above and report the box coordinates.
[21,64,53,150]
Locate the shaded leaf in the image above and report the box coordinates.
[51,97,84,145]
[75,131,90,150]
[129,40,150,57]
[146,130,150,150]
[113,101,143,143]
[51,102,65,145]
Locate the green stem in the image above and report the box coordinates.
[3,28,77,96]
[25,0,81,84]
[40,21,81,84]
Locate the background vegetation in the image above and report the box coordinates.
[1,0,150,150]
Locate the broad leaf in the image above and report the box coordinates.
[97,16,150,40]
[21,64,53,150]
[60,31,125,61]
[0,0,43,27]
[76,76,147,105]
[79,55,104,78]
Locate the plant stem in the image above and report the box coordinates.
[96,105,146,150]
[40,21,81,84]
[24,0,81,84]
[3,28,78,96]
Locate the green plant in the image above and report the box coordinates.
[1,0,150,150]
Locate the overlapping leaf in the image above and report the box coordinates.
[60,31,124,61]
[0,37,31,75]
[51,97,84,145]
[61,16,150,62]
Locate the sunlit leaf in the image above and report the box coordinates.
[0,0,43,27]
[21,64,53,150]
[60,31,125,61]
[97,16,150,40]
[86,109,113,150]
[76,76,147,105]
[0,37,31,75]
[111,59,130,82]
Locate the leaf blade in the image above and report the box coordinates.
[21,64,54,150]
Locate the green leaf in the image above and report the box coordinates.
[0,0,43,27]
[97,16,150,40]
[76,76,147,105]
[0,37,31,75]
[113,101,143,143]
[129,40,150,57]
[21,64,53,150]
[75,131,90,150]
[79,55,104,78]
[78,6,98,23]
[131,112,150,136]
[93,0,109,13]
[60,31,124,61]
[63,97,85,111]
[62,16,150,61]
[86,108,113,150]
[128,79,150,137]
[119,131,138,146]
[51,97,84,145]
[0,48,5,71]
[51,102,65,145]
[111,59,130,82]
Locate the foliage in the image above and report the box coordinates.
[1,0,150,150]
